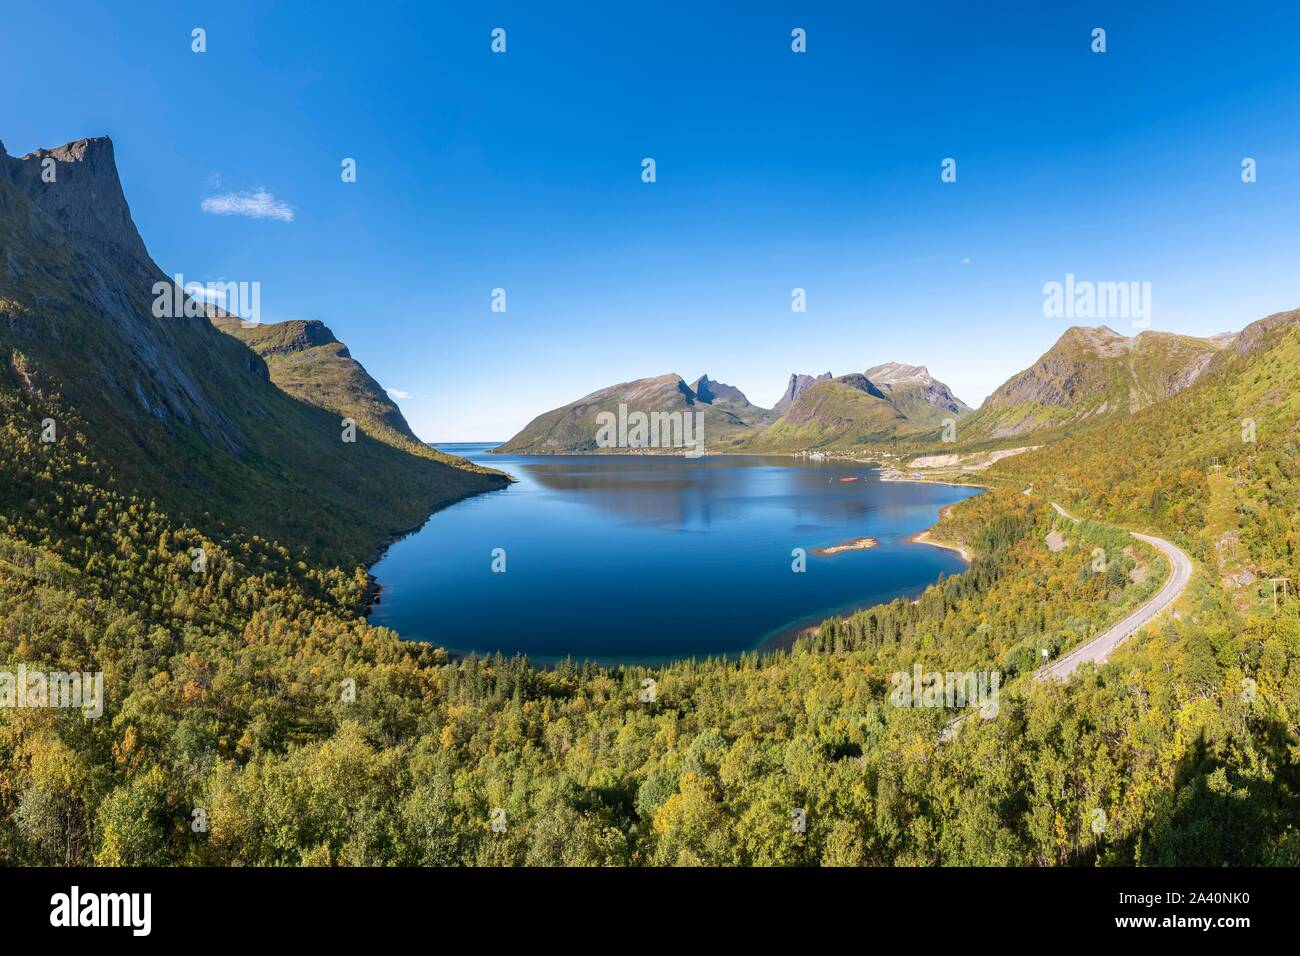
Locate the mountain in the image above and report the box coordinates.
[746,364,971,452]
[501,362,972,454]
[495,373,771,454]
[958,326,1229,444]
[208,316,482,474]
[746,374,903,450]
[864,362,971,420]
[989,308,1300,611]
[3,137,1296,871]
[0,136,504,563]
[772,372,832,414]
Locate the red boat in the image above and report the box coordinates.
[837,476,862,482]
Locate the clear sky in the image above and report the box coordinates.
[4,1,1300,440]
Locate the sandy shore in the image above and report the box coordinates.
[812,536,878,557]
[909,529,971,563]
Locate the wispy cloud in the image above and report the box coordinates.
[385,387,416,400]
[187,284,226,302]
[201,189,294,222]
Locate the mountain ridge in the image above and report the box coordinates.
[955,324,1236,444]
[498,362,972,454]
[0,134,505,563]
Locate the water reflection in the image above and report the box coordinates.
[369,444,983,664]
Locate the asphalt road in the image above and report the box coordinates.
[1035,503,1193,682]
[941,502,1194,740]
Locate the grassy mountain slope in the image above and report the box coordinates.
[745,376,907,450]
[209,316,494,474]
[746,365,970,452]
[0,137,504,564]
[494,373,766,454]
[957,326,1228,446]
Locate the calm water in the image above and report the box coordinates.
[369,444,982,664]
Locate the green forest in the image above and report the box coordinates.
[1,321,1297,865]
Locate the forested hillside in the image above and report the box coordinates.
[1,355,1295,863]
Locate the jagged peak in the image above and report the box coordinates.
[21,135,116,164]
[689,373,751,406]
[773,371,832,413]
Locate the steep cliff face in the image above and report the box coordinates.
[0,136,504,563]
[11,138,153,267]
[0,137,261,451]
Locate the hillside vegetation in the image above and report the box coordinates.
[0,137,1295,867]
[991,311,1300,617]
[954,326,1229,446]
[0,340,1295,864]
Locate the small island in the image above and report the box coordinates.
[813,536,878,557]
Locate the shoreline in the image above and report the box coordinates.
[908,529,972,564]
[365,453,981,664]
[875,469,991,490]
[907,504,972,563]
[360,475,513,617]
[759,504,977,654]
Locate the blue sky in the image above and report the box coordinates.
[4,1,1300,440]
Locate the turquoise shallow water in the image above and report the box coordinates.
[368,444,982,664]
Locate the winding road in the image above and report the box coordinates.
[941,502,1193,739]
[1035,503,1193,682]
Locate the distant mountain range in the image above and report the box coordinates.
[497,323,1273,455]
[497,360,975,454]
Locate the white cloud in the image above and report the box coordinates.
[201,189,294,222]
[385,387,415,400]
[185,283,225,302]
